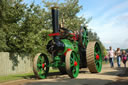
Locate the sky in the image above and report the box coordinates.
[78,0,128,49]
[23,0,128,49]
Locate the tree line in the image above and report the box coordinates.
[0,0,107,57]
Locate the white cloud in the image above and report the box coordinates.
[120,39,128,49]
[98,0,128,22]
[88,11,128,49]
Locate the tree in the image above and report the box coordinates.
[0,0,87,54]
[0,0,106,58]
[88,29,100,41]
[0,0,51,55]
[0,0,26,51]
[126,49,128,53]
[42,0,86,31]
[0,0,53,69]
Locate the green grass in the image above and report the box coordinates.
[0,69,59,83]
[0,73,33,83]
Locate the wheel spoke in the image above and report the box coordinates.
[82,39,85,45]
[96,61,101,70]
[97,51,100,55]
[72,67,76,73]
[95,60,99,64]
[72,54,75,60]
[94,52,97,56]
[70,63,74,67]
[70,57,74,61]
[38,56,42,61]
[42,69,46,73]
[70,57,74,67]
[75,57,77,61]
[37,64,42,67]
[38,68,43,75]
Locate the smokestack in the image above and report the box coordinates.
[51,7,59,42]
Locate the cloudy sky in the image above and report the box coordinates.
[78,0,128,49]
[23,0,128,49]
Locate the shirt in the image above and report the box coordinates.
[108,50,114,58]
[116,50,121,56]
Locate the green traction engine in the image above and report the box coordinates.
[33,7,102,79]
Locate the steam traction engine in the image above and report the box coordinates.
[33,7,102,79]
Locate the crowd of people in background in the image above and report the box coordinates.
[104,46,128,68]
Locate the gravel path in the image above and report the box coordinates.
[1,62,128,85]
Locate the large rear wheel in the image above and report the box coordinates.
[86,41,102,73]
[33,53,49,79]
[65,50,79,78]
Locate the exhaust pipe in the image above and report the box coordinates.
[51,7,60,42]
[50,7,64,53]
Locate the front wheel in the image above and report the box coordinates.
[33,53,49,79]
[65,50,79,78]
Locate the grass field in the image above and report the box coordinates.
[0,69,59,83]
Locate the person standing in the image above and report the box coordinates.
[115,48,121,67]
[104,55,108,63]
[108,46,114,68]
[121,50,127,68]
